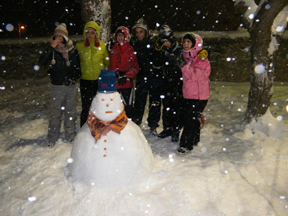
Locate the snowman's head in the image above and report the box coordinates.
[90,91,124,122]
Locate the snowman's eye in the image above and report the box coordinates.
[101,98,105,101]
[110,98,113,101]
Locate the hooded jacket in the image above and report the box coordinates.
[76,21,109,80]
[108,26,139,89]
[181,33,211,100]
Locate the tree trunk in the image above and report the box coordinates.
[245,0,288,122]
[78,0,111,42]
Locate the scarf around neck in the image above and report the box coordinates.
[53,42,74,66]
[87,109,128,142]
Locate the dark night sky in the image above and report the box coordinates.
[0,0,242,38]
[1,0,83,38]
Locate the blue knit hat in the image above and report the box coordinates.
[98,70,117,93]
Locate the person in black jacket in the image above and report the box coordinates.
[153,25,183,142]
[131,18,162,135]
[39,23,81,147]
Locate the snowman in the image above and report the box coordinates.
[67,70,154,188]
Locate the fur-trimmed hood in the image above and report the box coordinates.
[183,33,203,64]
[113,26,131,42]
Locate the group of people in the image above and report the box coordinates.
[39,18,211,155]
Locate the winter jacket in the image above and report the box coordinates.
[108,26,139,89]
[152,37,183,81]
[39,46,81,86]
[181,34,211,100]
[130,36,155,77]
[76,21,109,81]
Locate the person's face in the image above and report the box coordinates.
[183,39,193,51]
[116,32,125,43]
[135,28,146,41]
[86,29,96,42]
[55,35,64,43]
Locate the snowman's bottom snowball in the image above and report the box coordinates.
[66,123,154,188]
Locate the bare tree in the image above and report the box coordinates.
[235,0,288,123]
[77,0,111,42]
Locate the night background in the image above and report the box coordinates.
[0,0,243,39]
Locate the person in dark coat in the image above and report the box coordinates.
[130,18,162,135]
[39,23,81,147]
[152,24,183,141]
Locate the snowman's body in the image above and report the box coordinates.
[67,91,154,188]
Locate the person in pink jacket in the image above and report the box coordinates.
[177,33,211,155]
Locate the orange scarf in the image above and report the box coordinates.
[87,109,128,142]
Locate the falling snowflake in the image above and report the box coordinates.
[254,64,266,74]
[5,23,14,31]
[248,14,254,19]
[33,65,40,71]
[28,197,37,202]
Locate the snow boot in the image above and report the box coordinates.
[158,129,172,138]
[42,140,55,147]
[171,130,179,142]
[150,127,158,136]
[177,147,191,155]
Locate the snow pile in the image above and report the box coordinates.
[0,78,287,215]
[244,109,288,139]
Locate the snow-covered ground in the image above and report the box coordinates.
[0,77,287,216]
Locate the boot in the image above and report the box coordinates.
[177,147,191,155]
[157,128,172,138]
[150,127,158,136]
[171,130,179,142]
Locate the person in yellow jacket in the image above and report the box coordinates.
[76,21,110,126]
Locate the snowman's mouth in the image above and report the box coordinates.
[105,111,113,114]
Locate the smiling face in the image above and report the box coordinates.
[135,27,146,41]
[90,92,124,122]
[116,32,125,43]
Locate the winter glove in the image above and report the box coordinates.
[117,71,126,78]
[197,49,209,60]
[118,77,127,86]
[106,40,115,52]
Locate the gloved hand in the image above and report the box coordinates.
[197,49,209,60]
[118,77,127,86]
[117,71,126,78]
[107,40,114,52]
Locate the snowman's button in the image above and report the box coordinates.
[104,147,107,151]
[103,154,106,157]
[104,140,107,142]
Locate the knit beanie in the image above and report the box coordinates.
[132,18,148,33]
[183,33,196,47]
[159,25,173,39]
[54,23,69,42]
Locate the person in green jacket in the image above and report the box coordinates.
[76,21,110,127]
